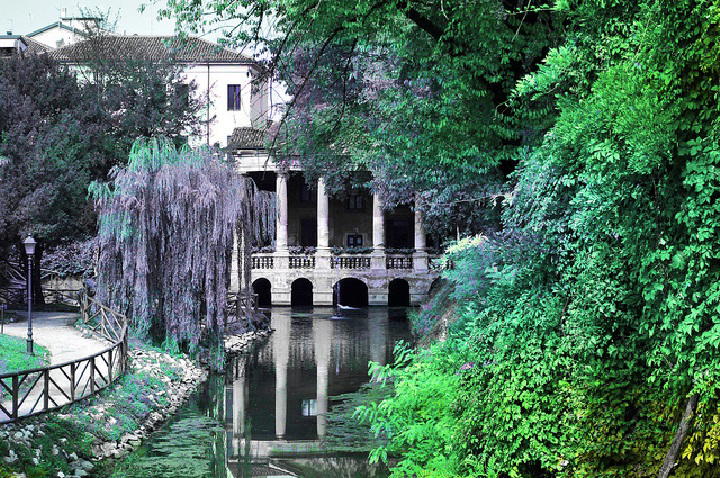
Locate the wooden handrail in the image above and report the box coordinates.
[0,290,128,424]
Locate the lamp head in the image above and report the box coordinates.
[23,236,36,256]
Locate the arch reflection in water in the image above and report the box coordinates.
[224,306,410,477]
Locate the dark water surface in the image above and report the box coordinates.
[112,306,411,478]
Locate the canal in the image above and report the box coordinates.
[111,306,411,478]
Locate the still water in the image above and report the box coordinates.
[112,307,411,478]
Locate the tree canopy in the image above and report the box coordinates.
[0,44,201,296]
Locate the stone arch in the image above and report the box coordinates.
[333,278,368,308]
[388,278,410,307]
[291,278,313,307]
[252,278,272,307]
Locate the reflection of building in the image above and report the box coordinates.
[232,158,443,306]
[223,310,398,467]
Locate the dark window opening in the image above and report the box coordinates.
[291,278,313,307]
[347,234,363,247]
[227,84,242,110]
[388,279,410,307]
[386,218,412,248]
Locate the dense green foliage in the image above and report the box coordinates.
[353,1,720,476]
[157,0,720,475]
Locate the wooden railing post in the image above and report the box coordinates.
[107,349,113,385]
[90,357,95,395]
[43,369,49,411]
[70,362,76,401]
[11,376,18,419]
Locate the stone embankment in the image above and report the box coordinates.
[88,349,207,461]
[224,329,273,354]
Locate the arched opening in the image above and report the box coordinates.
[333,278,368,308]
[388,279,410,307]
[252,278,272,307]
[291,278,313,307]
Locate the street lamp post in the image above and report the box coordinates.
[23,236,36,355]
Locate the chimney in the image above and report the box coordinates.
[60,8,67,20]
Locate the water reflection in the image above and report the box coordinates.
[112,306,409,478]
[227,306,409,477]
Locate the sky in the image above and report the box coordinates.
[2,0,182,38]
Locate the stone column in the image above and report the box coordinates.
[315,178,332,274]
[276,172,289,251]
[371,192,386,270]
[317,178,330,250]
[413,196,428,271]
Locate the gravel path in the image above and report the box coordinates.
[2,311,109,365]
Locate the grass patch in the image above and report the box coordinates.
[0,334,50,375]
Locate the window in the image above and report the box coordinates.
[227,84,242,110]
[302,399,317,416]
[347,234,363,247]
[345,193,365,210]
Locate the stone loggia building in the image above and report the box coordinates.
[230,136,441,307]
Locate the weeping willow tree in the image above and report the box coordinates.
[90,138,267,347]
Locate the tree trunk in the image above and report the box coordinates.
[658,394,699,478]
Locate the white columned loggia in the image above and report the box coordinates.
[371,192,386,270]
[276,172,289,251]
[413,195,429,271]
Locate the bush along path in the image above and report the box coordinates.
[0,344,206,478]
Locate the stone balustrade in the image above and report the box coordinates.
[251,252,441,271]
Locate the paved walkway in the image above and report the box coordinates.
[2,311,109,365]
[1,311,113,422]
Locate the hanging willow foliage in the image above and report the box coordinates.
[90,138,266,344]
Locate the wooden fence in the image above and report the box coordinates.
[0,292,128,424]
[226,292,259,326]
